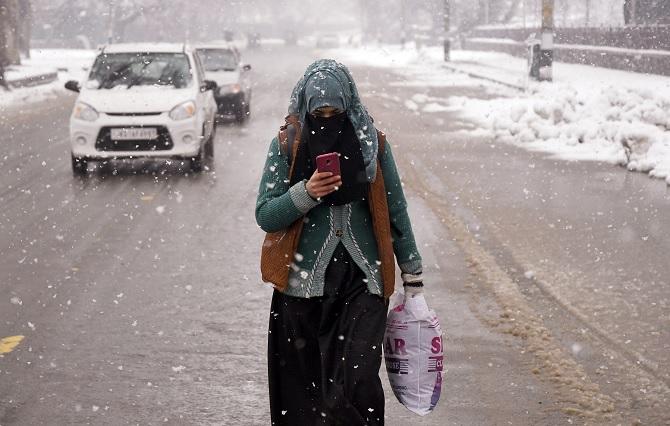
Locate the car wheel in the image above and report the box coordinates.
[71,154,88,176]
[235,109,245,123]
[236,103,249,123]
[205,126,215,159]
[190,148,204,173]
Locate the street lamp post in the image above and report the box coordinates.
[539,0,554,81]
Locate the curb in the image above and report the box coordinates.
[441,63,526,91]
[8,71,59,89]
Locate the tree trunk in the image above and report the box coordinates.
[502,0,522,23]
[17,0,30,58]
[0,0,21,65]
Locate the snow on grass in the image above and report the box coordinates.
[1,48,96,108]
[332,44,670,185]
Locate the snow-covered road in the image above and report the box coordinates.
[1,45,669,425]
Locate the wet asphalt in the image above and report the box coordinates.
[1,46,669,425]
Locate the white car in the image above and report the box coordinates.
[65,43,218,175]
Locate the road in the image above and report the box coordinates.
[0,46,668,425]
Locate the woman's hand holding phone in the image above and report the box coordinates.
[306,170,342,199]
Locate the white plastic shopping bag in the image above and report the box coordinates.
[384,291,444,415]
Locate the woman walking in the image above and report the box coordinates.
[256,59,424,425]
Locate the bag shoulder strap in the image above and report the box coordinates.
[376,129,386,158]
[278,115,301,180]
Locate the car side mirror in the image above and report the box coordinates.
[242,64,252,72]
[64,80,81,93]
[201,80,217,92]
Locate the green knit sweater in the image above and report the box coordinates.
[256,136,422,298]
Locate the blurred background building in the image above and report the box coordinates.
[1,0,669,65]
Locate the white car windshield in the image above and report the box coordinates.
[87,52,192,89]
[197,49,237,72]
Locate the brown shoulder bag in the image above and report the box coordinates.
[260,116,304,291]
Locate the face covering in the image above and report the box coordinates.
[291,113,369,206]
[305,111,347,156]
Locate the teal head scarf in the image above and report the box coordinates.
[288,59,378,182]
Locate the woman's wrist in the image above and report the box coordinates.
[304,180,319,201]
[289,180,321,213]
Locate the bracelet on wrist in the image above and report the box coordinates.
[401,272,423,284]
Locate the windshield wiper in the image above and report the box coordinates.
[98,63,132,89]
[126,61,153,89]
[207,66,236,72]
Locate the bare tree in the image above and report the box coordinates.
[17,0,30,58]
[0,0,20,64]
[110,1,162,43]
[501,0,522,23]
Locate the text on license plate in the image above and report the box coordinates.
[110,128,158,140]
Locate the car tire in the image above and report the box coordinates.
[236,102,249,123]
[235,109,245,123]
[190,148,204,173]
[205,126,215,159]
[71,154,88,176]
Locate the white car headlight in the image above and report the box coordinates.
[218,84,241,95]
[169,100,196,121]
[73,102,99,122]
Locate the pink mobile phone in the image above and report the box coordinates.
[316,152,341,176]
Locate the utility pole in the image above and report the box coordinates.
[585,0,590,26]
[400,0,407,49]
[443,0,450,61]
[539,0,554,81]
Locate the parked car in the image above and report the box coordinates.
[64,43,218,175]
[195,44,252,123]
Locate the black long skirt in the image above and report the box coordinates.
[268,244,387,426]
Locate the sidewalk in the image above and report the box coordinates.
[441,51,527,90]
[5,66,58,89]
[443,49,670,94]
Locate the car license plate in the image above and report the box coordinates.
[110,128,158,140]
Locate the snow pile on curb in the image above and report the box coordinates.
[1,49,95,108]
[454,82,670,184]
